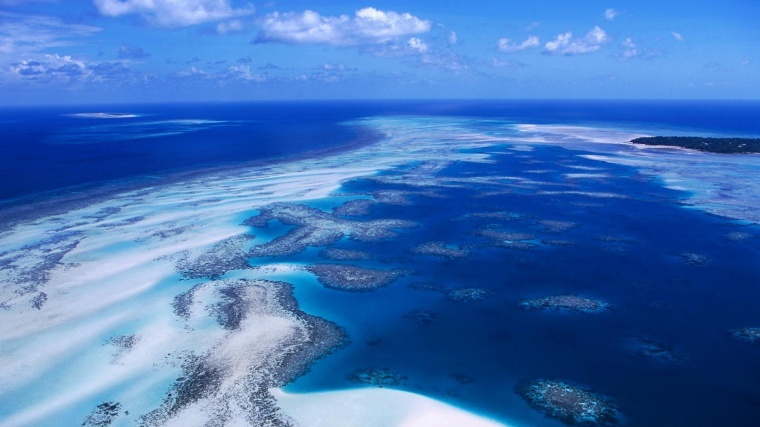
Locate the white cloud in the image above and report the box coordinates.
[605,8,618,21]
[216,19,244,34]
[672,31,684,41]
[0,11,101,57]
[407,37,429,53]
[491,58,525,68]
[118,43,150,59]
[622,38,638,58]
[176,66,207,78]
[448,31,458,45]
[226,65,265,81]
[254,7,431,46]
[7,54,88,83]
[93,0,254,28]
[496,36,539,53]
[544,26,610,55]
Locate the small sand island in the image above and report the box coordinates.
[630,136,760,154]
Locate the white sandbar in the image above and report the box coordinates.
[273,388,509,427]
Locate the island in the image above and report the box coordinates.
[629,136,760,154]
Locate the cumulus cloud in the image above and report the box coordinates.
[672,31,684,41]
[496,36,539,53]
[225,64,265,81]
[118,43,150,59]
[4,52,150,86]
[621,38,638,58]
[544,26,610,55]
[8,54,87,84]
[605,9,618,21]
[407,37,429,53]
[448,31,458,45]
[254,7,431,46]
[93,0,254,28]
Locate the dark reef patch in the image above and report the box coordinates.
[305,263,408,291]
[410,241,469,259]
[520,295,609,313]
[244,203,415,257]
[517,379,620,426]
[319,247,371,261]
[82,401,122,426]
[332,199,375,216]
[729,327,760,345]
[176,234,253,279]
[347,368,407,388]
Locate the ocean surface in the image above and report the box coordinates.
[1,101,760,426]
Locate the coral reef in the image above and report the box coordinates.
[305,264,408,291]
[520,295,609,313]
[517,379,619,426]
[347,368,406,387]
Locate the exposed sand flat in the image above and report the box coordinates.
[273,388,509,427]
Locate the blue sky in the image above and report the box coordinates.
[0,0,758,104]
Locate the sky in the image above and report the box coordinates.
[0,0,758,105]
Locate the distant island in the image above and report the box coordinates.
[630,136,760,154]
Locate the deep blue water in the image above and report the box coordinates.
[2,101,760,426]
[269,143,760,426]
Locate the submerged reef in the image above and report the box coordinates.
[477,228,539,250]
[408,282,489,303]
[517,379,620,426]
[411,241,470,259]
[175,234,253,279]
[305,264,408,291]
[0,230,81,309]
[630,136,760,154]
[723,231,754,241]
[82,401,123,427]
[332,199,376,216]
[445,287,490,303]
[520,295,609,313]
[624,337,686,366]
[140,279,346,426]
[729,327,760,345]
[347,368,407,388]
[244,202,415,257]
[538,220,577,233]
[402,309,438,325]
[679,252,710,266]
[319,247,371,261]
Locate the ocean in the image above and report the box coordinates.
[1,101,759,426]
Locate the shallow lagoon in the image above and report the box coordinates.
[1,102,760,426]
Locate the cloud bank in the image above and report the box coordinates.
[254,7,431,46]
[93,0,254,28]
[496,36,539,53]
[544,26,610,55]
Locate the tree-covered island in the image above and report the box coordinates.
[630,136,760,154]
